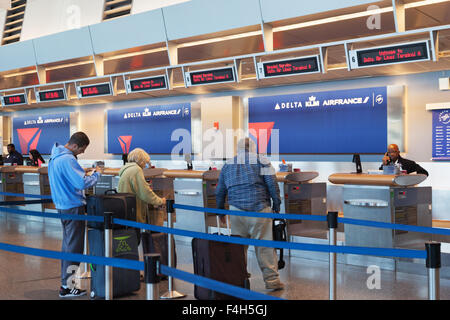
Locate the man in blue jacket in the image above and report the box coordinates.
[49,132,101,298]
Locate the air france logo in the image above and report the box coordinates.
[183,107,190,116]
[322,96,370,106]
[439,111,450,125]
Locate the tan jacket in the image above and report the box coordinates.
[117,162,164,224]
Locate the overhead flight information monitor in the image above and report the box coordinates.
[126,75,167,93]
[349,41,430,69]
[36,88,66,103]
[257,55,320,79]
[77,82,112,98]
[1,93,27,106]
[185,67,235,87]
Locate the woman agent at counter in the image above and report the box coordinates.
[117,148,166,261]
[29,149,45,167]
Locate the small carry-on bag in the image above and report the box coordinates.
[86,189,136,229]
[272,218,287,270]
[88,228,140,299]
[141,231,177,277]
[192,215,250,300]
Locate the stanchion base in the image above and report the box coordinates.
[160,290,186,299]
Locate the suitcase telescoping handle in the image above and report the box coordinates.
[104,189,118,194]
[216,215,230,236]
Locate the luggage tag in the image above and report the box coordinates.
[216,215,231,236]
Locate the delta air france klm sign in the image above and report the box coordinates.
[249,87,388,154]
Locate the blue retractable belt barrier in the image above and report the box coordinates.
[0,192,52,199]
[0,206,103,223]
[173,203,327,221]
[160,265,283,300]
[0,241,143,271]
[113,218,427,260]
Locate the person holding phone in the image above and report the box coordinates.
[380,144,429,176]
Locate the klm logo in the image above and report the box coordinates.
[143,108,152,117]
[305,96,320,107]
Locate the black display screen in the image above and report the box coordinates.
[356,42,429,67]
[189,67,235,86]
[79,83,112,98]
[262,56,319,77]
[2,94,26,106]
[129,76,167,92]
[38,89,66,102]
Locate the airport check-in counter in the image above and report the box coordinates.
[38,167,55,210]
[165,169,228,234]
[277,171,328,240]
[143,168,175,226]
[328,173,432,270]
[1,166,25,203]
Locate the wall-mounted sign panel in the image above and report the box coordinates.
[257,55,320,79]
[107,103,192,154]
[432,109,450,160]
[13,113,71,155]
[125,75,167,93]
[248,87,388,154]
[77,82,112,99]
[185,67,235,87]
[1,93,27,106]
[36,88,66,103]
[349,41,430,69]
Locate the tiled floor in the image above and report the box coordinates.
[0,213,449,300]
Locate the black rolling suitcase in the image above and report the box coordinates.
[86,189,137,229]
[192,216,249,300]
[88,228,140,299]
[141,231,177,277]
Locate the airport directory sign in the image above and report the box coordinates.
[257,55,320,79]
[126,75,167,93]
[36,88,66,103]
[349,41,430,69]
[77,82,112,98]
[1,93,27,106]
[432,109,450,160]
[185,67,235,87]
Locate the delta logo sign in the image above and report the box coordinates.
[17,128,42,154]
[118,136,132,154]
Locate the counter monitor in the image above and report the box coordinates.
[77,83,112,98]
[257,56,320,79]
[185,67,235,87]
[126,75,167,93]
[2,93,27,106]
[349,41,430,69]
[36,88,66,103]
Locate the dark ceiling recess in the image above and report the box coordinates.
[2,0,27,45]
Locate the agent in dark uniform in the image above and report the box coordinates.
[379,144,428,176]
[4,144,23,165]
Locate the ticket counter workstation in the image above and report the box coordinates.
[143,168,175,226]
[328,173,432,271]
[1,166,25,203]
[164,169,228,235]
[277,171,328,240]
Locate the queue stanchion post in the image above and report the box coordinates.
[327,211,338,300]
[104,211,114,300]
[426,242,441,300]
[145,253,161,300]
[161,199,186,299]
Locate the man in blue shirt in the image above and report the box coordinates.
[49,132,101,298]
[216,138,284,291]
